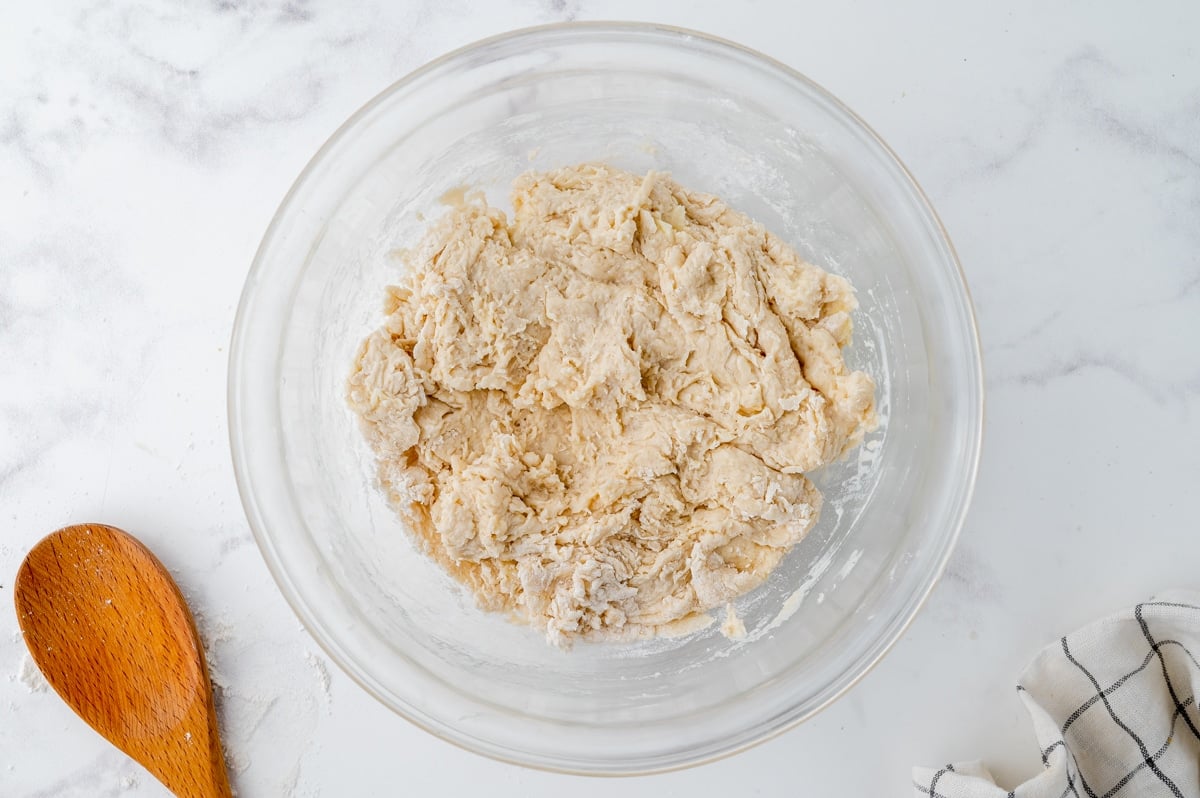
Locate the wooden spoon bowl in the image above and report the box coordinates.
[14,523,232,798]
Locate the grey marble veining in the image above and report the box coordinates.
[3,1,1199,795]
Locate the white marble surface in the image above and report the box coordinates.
[2,1,1198,795]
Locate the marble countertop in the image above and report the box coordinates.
[3,1,1198,795]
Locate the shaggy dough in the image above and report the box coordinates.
[348,164,875,645]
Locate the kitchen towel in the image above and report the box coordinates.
[914,591,1200,797]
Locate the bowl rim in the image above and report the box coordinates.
[228,19,985,776]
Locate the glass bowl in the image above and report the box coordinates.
[228,22,983,775]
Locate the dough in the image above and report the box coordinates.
[348,164,876,645]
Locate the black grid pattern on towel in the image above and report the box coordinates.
[913,601,1200,798]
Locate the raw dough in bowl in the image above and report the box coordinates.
[348,163,876,645]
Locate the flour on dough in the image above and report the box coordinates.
[348,163,876,645]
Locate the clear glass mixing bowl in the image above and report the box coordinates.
[229,23,983,774]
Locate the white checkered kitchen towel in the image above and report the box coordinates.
[914,591,1200,797]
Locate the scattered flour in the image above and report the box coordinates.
[16,653,49,694]
[190,607,334,794]
[836,548,864,581]
[304,650,332,697]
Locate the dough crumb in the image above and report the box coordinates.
[720,604,747,641]
[348,163,876,646]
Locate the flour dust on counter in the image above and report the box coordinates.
[192,608,333,793]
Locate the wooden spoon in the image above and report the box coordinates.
[14,523,233,798]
